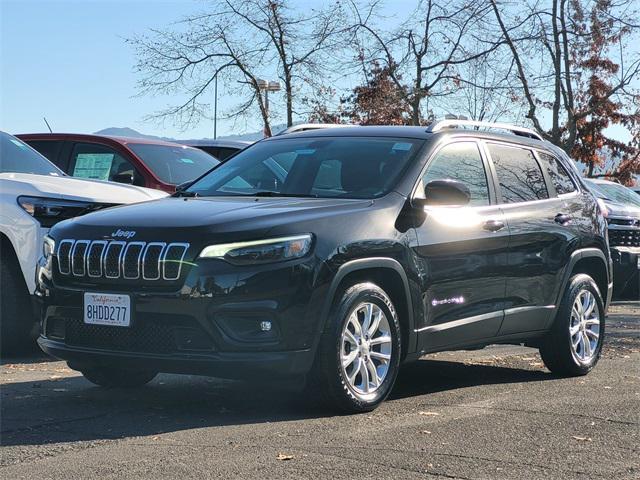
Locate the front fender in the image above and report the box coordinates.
[319,257,417,357]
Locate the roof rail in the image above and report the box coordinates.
[427,119,544,141]
[276,123,356,135]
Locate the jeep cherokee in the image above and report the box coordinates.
[36,121,613,412]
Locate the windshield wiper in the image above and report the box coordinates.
[172,190,198,198]
[251,191,319,198]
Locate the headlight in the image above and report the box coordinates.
[37,235,56,285]
[43,235,55,260]
[199,234,313,265]
[596,198,609,218]
[17,196,112,227]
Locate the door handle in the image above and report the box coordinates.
[483,219,505,232]
[554,213,572,225]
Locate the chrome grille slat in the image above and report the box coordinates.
[163,243,189,280]
[123,242,145,279]
[104,241,125,278]
[71,241,90,277]
[87,241,107,277]
[57,240,74,274]
[142,243,166,281]
[56,239,189,282]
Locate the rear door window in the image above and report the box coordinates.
[537,151,577,195]
[488,144,549,203]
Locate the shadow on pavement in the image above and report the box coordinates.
[1,358,554,448]
[1,352,54,366]
[392,358,550,398]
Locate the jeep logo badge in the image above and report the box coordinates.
[111,228,136,239]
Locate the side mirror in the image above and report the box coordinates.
[112,172,134,185]
[421,179,471,206]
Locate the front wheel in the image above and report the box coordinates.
[307,282,402,413]
[80,366,157,388]
[539,274,605,376]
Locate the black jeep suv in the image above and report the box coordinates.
[36,121,613,412]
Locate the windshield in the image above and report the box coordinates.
[0,131,64,176]
[187,137,424,199]
[127,143,219,185]
[587,180,640,208]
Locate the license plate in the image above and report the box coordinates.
[84,293,131,327]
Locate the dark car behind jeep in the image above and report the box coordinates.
[585,179,640,299]
[36,121,613,412]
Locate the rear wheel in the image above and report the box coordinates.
[80,366,157,388]
[307,282,401,413]
[0,251,35,354]
[539,274,605,376]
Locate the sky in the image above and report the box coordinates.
[1,0,230,139]
[1,0,368,139]
[0,0,637,142]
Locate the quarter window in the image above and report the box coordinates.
[24,140,64,167]
[420,142,490,206]
[489,144,549,203]
[537,152,577,195]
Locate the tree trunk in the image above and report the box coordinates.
[285,69,293,127]
[257,91,272,137]
[411,98,421,125]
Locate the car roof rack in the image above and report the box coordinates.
[427,119,544,141]
[276,123,356,135]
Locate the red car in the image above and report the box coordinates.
[17,133,220,193]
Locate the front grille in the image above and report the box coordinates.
[608,217,640,227]
[57,239,190,282]
[60,315,213,354]
[609,228,640,247]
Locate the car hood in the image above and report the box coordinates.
[0,172,167,203]
[51,196,376,241]
[602,199,640,218]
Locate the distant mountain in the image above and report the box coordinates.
[93,127,173,141]
[94,124,290,143]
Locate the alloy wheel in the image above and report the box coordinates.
[569,290,601,364]
[340,302,393,396]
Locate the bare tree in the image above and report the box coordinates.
[349,0,503,125]
[452,50,524,122]
[128,0,345,135]
[488,0,640,156]
[222,0,347,127]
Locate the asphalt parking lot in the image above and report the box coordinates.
[1,302,638,480]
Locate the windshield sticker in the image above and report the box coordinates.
[180,158,195,164]
[295,149,316,155]
[392,142,413,151]
[73,153,114,180]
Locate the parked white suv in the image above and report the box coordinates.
[0,131,167,352]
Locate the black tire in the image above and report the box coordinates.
[0,251,35,355]
[306,282,402,413]
[539,274,605,376]
[80,366,157,388]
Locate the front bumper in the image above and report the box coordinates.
[37,336,314,379]
[37,256,330,378]
[611,247,640,300]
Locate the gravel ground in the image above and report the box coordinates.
[1,302,638,479]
